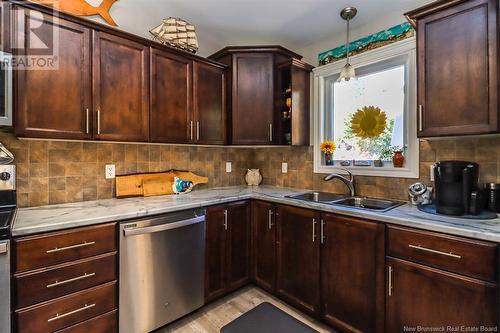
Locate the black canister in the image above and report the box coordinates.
[484,183,500,213]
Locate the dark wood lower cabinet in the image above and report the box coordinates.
[386,257,498,332]
[205,201,250,302]
[321,214,385,333]
[251,201,276,292]
[276,205,320,317]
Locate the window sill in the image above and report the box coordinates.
[314,164,419,178]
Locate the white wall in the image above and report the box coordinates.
[297,10,412,65]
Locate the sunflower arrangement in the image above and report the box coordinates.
[320,140,336,155]
[350,106,387,139]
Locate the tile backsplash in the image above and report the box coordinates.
[0,130,252,207]
[3,127,500,207]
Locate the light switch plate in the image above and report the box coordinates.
[430,164,435,182]
[282,162,288,174]
[0,165,15,190]
[226,162,232,173]
[105,164,115,179]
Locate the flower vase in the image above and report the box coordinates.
[392,151,405,168]
[325,153,334,166]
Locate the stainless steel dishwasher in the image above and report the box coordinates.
[119,209,205,333]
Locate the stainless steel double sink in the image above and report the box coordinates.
[286,191,404,212]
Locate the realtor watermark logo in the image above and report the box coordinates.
[403,326,498,332]
[2,1,60,70]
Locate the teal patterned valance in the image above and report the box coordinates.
[318,22,414,66]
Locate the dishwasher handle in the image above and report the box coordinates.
[123,215,205,237]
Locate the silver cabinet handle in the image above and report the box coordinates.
[418,105,423,132]
[190,121,194,141]
[123,216,205,237]
[320,219,325,244]
[268,209,273,230]
[312,218,317,243]
[97,109,101,135]
[408,244,461,259]
[388,265,393,297]
[85,108,89,134]
[46,241,95,254]
[47,272,95,288]
[269,123,273,142]
[196,121,200,141]
[47,303,95,322]
[223,209,228,230]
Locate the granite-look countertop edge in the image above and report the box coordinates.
[12,186,500,242]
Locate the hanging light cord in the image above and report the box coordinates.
[346,18,350,64]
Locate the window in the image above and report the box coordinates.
[313,38,418,178]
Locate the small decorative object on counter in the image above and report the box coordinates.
[320,140,336,166]
[172,177,193,194]
[150,17,199,53]
[373,159,383,167]
[409,182,433,205]
[245,169,263,186]
[392,146,405,168]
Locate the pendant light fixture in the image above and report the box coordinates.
[337,7,358,82]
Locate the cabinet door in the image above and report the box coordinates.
[205,205,227,302]
[386,257,498,331]
[193,62,226,144]
[251,201,276,292]
[226,201,250,291]
[93,32,149,142]
[276,205,320,316]
[14,11,91,139]
[417,0,498,137]
[150,49,192,143]
[321,214,385,333]
[232,53,274,144]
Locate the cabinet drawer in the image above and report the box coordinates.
[15,253,117,309]
[387,226,498,281]
[14,223,116,273]
[15,281,117,333]
[54,310,117,333]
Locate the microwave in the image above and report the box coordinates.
[0,51,12,126]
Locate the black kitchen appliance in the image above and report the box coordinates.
[433,161,481,216]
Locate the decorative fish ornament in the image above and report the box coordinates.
[30,0,119,26]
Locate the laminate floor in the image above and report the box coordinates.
[155,286,337,333]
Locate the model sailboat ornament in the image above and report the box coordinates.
[150,17,199,54]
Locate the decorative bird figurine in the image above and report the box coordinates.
[30,0,119,26]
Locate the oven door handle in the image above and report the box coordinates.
[123,215,205,237]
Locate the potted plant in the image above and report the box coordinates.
[320,140,336,166]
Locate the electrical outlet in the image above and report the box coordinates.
[226,162,232,173]
[105,164,115,179]
[282,162,288,174]
[430,164,435,181]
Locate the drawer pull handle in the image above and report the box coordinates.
[47,303,95,322]
[46,241,96,254]
[388,265,393,297]
[46,272,96,288]
[408,244,461,259]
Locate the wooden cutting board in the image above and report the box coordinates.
[115,170,208,198]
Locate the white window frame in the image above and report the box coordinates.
[312,37,418,178]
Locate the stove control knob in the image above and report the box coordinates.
[0,172,10,181]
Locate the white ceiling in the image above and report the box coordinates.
[86,0,434,57]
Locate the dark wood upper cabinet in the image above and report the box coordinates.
[320,214,385,333]
[193,62,226,145]
[93,32,149,142]
[386,257,498,331]
[276,205,320,317]
[251,200,276,292]
[150,49,192,143]
[14,10,92,139]
[205,201,250,302]
[406,0,498,137]
[209,46,312,145]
